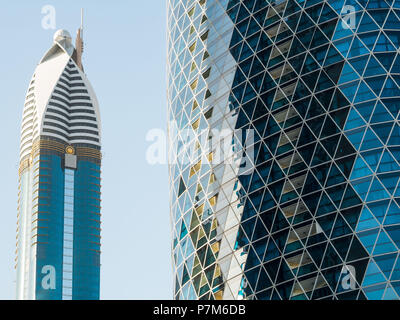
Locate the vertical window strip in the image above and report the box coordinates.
[62,169,74,300]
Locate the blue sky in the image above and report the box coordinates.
[0,1,172,299]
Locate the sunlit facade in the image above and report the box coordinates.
[168,0,400,300]
[16,29,101,300]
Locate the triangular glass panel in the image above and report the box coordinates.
[357,206,380,232]
[373,230,397,255]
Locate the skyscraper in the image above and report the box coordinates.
[167,0,400,300]
[17,28,101,300]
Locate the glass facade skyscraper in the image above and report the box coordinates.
[17,29,101,300]
[167,0,400,300]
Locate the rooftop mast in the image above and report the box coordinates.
[74,8,84,70]
[81,8,84,38]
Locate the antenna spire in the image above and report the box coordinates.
[74,8,84,71]
[81,8,84,36]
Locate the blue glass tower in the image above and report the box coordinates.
[17,29,101,300]
[168,0,400,300]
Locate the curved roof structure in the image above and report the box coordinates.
[20,29,101,161]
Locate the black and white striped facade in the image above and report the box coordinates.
[20,29,101,162]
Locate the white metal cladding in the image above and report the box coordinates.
[19,30,101,161]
